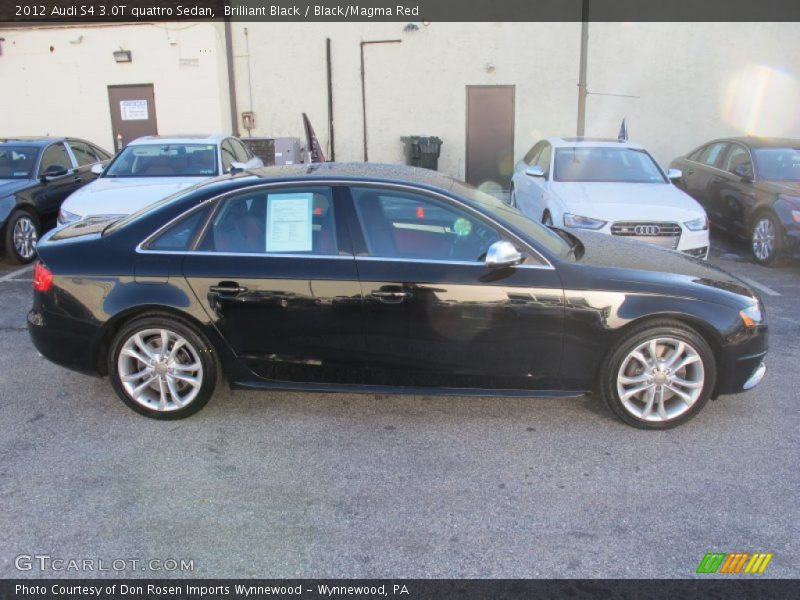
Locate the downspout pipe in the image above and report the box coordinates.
[224,19,240,136]
[576,0,589,137]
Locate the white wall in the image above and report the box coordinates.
[2,22,799,180]
[584,22,800,166]
[0,23,231,152]
[230,22,581,181]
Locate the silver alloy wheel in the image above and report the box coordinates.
[13,215,38,260]
[117,328,203,412]
[616,337,705,422]
[752,217,776,261]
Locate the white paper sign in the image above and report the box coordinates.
[266,193,313,253]
[120,100,149,121]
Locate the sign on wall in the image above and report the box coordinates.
[120,99,149,121]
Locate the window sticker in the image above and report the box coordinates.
[266,193,313,253]
[453,217,472,237]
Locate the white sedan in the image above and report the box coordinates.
[58,134,263,225]
[510,137,710,259]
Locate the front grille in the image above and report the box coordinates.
[610,221,682,250]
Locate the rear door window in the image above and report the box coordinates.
[196,187,338,255]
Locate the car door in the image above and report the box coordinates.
[681,142,727,219]
[345,184,564,390]
[715,142,757,238]
[181,184,366,384]
[66,139,106,187]
[31,142,83,223]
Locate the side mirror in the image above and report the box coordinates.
[228,161,247,174]
[667,168,682,180]
[525,165,545,178]
[41,165,69,182]
[485,240,525,269]
[90,163,105,175]
[733,163,754,182]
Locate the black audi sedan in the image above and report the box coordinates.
[0,137,112,264]
[28,163,767,429]
[670,137,800,265]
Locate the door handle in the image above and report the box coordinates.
[209,282,248,295]
[371,289,412,303]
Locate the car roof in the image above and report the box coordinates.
[128,134,229,146]
[245,162,460,192]
[542,136,646,150]
[0,136,66,146]
[716,136,800,149]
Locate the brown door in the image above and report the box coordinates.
[465,85,515,190]
[107,84,158,151]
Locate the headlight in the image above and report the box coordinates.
[739,303,763,328]
[563,213,607,230]
[57,208,80,225]
[684,215,709,231]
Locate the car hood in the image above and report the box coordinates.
[61,177,204,218]
[551,181,705,222]
[0,179,33,197]
[569,229,755,304]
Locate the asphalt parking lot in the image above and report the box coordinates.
[0,231,798,579]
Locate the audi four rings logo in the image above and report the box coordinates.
[634,225,661,235]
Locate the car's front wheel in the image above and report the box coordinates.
[599,320,716,429]
[750,211,783,266]
[108,315,218,419]
[5,209,40,264]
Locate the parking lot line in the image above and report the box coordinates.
[735,275,781,297]
[0,265,34,282]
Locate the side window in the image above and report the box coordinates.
[351,187,501,263]
[231,139,250,162]
[68,141,99,166]
[90,144,112,161]
[39,143,73,175]
[697,142,726,167]
[197,187,337,255]
[523,142,543,165]
[147,204,212,252]
[536,143,552,176]
[722,144,752,175]
[220,140,236,173]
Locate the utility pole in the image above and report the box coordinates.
[576,0,589,137]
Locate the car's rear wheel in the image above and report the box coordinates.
[5,210,40,264]
[108,316,217,419]
[750,211,783,266]
[599,320,716,429]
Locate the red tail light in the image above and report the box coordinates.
[33,261,53,292]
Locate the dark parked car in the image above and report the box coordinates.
[28,163,767,429]
[0,137,112,264]
[670,137,800,265]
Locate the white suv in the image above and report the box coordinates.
[510,137,710,259]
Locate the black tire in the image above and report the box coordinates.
[108,315,218,419]
[4,209,40,265]
[749,211,784,266]
[598,319,716,430]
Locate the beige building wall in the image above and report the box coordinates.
[2,21,799,179]
[0,22,231,152]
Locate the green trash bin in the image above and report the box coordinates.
[401,136,443,170]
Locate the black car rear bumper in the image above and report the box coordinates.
[27,308,103,376]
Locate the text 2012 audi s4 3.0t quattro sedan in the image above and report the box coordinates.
[28,164,768,429]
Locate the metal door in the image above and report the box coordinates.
[466,85,515,191]
[107,84,158,151]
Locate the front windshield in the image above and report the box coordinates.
[104,143,219,178]
[451,180,572,258]
[553,146,667,183]
[0,145,39,179]
[754,147,800,181]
